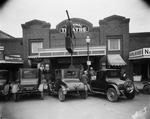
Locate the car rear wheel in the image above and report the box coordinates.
[143,84,150,94]
[80,91,88,99]
[58,88,65,102]
[106,88,118,102]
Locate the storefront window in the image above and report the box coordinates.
[108,39,120,51]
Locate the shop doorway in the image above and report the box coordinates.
[141,63,148,80]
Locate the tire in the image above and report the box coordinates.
[125,92,135,99]
[58,88,65,102]
[106,88,118,102]
[143,85,150,94]
[41,91,44,100]
[14,93,18,102]
[80,91,88,99]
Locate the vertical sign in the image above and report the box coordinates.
[0,46,4,60]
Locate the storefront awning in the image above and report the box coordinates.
[0,60,23,64]
[28,46,106,58]
[107,54,126,66]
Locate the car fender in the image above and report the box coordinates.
[3,84,10,95]
[107,84,121,95]
[12,84,19,93]
[143,82,150,86]
[60,85,68,94]
[38,84,44,92]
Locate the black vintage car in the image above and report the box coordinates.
[0,70,11,100]
[11,68,44,101]
[90,69,136,102]
[48,68,88,102]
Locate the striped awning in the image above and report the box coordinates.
[0,60,23,64]
[107,54,126,66]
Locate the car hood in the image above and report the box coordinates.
[106,78,125,85]
[0,80,6,86]
[20,78,38,85]
[62,78,85,91]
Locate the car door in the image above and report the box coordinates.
[91,71,105,91]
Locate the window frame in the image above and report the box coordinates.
[108,38,120,51]
[29,39,43,55]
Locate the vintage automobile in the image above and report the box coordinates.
[143,82,150,94]
[90,69,136,102]
[0,70,11,100]
[48,68,88,102]
[12,68,44,101]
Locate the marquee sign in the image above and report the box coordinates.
[129,48,150,60]
[61,23,88,33]
[129,49,143,58]
[143,48,150,55]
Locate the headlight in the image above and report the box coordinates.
[124,80,134,93]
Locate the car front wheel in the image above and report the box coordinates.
[143,84,150,94]
[80,91,88,99]
[125,91,135,99]
[106,88,118,102]
[58,88,65,102]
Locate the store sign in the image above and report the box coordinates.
[0,46,4,60]
[143,48,150,56]
[129,49,143,58]
[5,55,22,61]
[61,23,88,33]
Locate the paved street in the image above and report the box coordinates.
[0,92,150,119]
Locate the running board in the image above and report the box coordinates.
[89,90,105,95]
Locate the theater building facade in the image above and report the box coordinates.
[0,15,150,81]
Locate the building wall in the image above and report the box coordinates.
[20,16,131,71]
[99,15,130,76]
[130,32,150,51]
[0,38,23,57]
[2,15,150,80]
[50,28,100,48]
[129,32,150,80]
[22,19,50,67]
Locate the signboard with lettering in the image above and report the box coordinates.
[0,46,4,60]
[61,23,88,33]
[143,48,150,56]
[129,48,150,60]
[0,51,4,60]
[129,49,143,58]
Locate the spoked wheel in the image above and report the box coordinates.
[143,85,150,94]
[80,91,88,99]
[58,88,65,102]
[41,91,44,100]
[106,88,118,102]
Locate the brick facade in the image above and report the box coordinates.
[1,15,150,80]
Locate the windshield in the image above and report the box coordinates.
[0,71,8,80]
[22,70,38,79]
[106,71,120,78]
[65,70,78,78]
